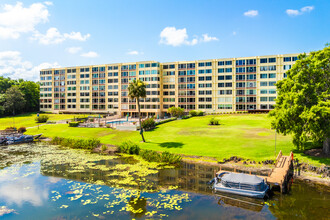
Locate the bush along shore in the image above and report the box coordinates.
[43,136,329,185]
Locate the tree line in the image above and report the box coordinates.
[0,76,40,116]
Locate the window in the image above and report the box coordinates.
[292,56,298,61]
[260,66,268,71]
[236,60,245,66]
[268,65,276,71]
[198,62,205,67]
[269,89,276,94]
[198,70,205,74]
[269,81,276,86]
[236,75,245,80]
[247,74,256,80]
[205,62,212,66]
[247,67,256,73]
[260,58,268,63]
[260,97,268,102]
[225,83,232,87]
[247,59,256,65]
[268,73,276,78]
[225,75,232,80]
[218,76,224,80]
[268,58,276,63]
[225,61,232,65]
[206,69,212,73]
[269,97,276,101]
[260,82,268,86]
[218,68,224,73]
[260,74,268,79]
[283,65,291,70]
[236,67,245,73]
[283,57,291,62]
[236,82,245,88]
[260,89,267,94]
[218,61,224,66]
[218,83,224,87]
[225,68,232,73]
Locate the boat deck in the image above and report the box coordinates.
[216,151,294,193]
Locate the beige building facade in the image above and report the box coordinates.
[40,53,299,117]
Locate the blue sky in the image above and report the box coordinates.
[0,0,329,80]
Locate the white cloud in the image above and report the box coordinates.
[159,27,217,47]
[232,31,237,36]
[81,51,99,58]
[0,50,59,81]
[286,6,314,16]
[64,31,90,41]
[244,10,258,17]
[301,6,314,12]
[201,34,218,42]
[286,9,300,16]
[43,1,53,6]
[0,2,50,39]
[66,47,82,54]
[32,27,90,45]
[127,50,141,55]
[160,27,190,46]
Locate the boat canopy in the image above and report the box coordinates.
[221,173,264,186]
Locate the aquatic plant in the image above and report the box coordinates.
[50,136,100,150]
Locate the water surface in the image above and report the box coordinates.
[0,143,329,219]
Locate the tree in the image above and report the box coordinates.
[4,86,26,115]
[167,106,184,118]
[0,77,18,94]
[128,79,147,142]
[270,46,330,155]
[19,81,40,112]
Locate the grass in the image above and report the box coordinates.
[0,112,97,129]
[24,113,329,166]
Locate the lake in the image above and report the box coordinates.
[0,143,329,219]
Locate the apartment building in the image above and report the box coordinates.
[39,53,299,117]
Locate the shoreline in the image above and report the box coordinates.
[40,138,330,187]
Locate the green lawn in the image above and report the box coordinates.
[25,114,329,166]
[0,112,96,129]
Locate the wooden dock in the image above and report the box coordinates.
[265,150,294,193]
[216,150,294,194]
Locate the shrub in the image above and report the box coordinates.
[5,126,17,131]
[90,118,94,122]
[18,127,26,133]
[69,122,79,127]
[140,150,182,164]
[118,141,140,155]
[156,117,176,126]
[35,115,49,123]
[189,110,197,117]
[101,144,107,152]
[209,117,220,125]
[182,115,191,119]
[167,106,184,117]
[50,136,100,150]
[197,111,204,116]
[141,117,156,131]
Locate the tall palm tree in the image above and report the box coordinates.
[128,79,146,142]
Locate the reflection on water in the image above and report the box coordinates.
[0,143,329,219]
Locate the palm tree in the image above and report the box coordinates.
[128,79,146,142]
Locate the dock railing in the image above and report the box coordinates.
[275,150,282,167]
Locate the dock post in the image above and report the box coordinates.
[280,180,283,193]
